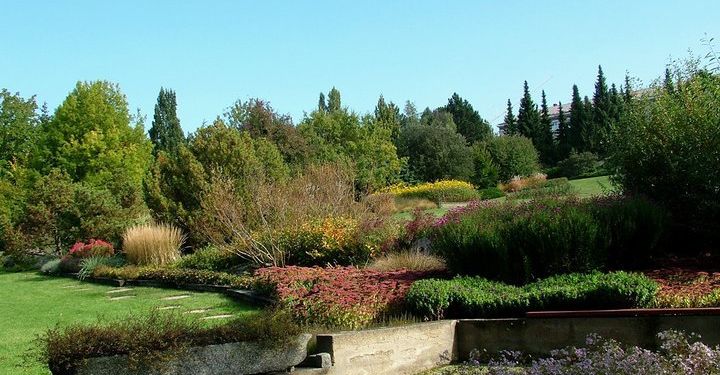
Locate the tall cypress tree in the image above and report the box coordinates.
[445,92,493,143]
[609,83,623,124]
[583,96,594,152]
[663,68,675,94]
[538,90,554,163]
[623,73,633,104]
[503,99,518,135]
[327,87,341,112]
[592,65,612,155]
[517,81,540,141]
[149,87,184,154]
[568,85,585,152]
[556,101,570,160]
[318,92,327,113]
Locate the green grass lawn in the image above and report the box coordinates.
[0,271,259,375]
[569,175,614,198]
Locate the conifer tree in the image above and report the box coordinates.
[444,92,493,143]
[623,73,633,103]
[318,92,327,113]
[663,68,675,94]
[592,65,612,155]
[327,87,341,112]
[503,99,517,135]
[583,96,595,152]
[149,87,184,154]
[538,90,554,163]
[556,101,570,160]
[569,85,585,152]
[609,83,623,124]
[374,95,401,142]
[517,81,540,141]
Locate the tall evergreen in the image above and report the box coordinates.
[663,68,675,94]
[609,83,623,124]
[318,92,327,112]
[444,92,493,143]
[568,85,585,152]
[583,96,594,152]
[149,87,184,154]
[623,73,633,103]
[503,99,517,135]
[556,101,570,159]
[517,81,540,141]
[374,95,401,142]
[538,90,554,163]
[592,65,612,155]
[327,87,341,112]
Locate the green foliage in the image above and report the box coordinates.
[299,92,401,191]
[40,81,152,195]
[92,265,253,289]
[40,258,62,275]
[505,177,577,200]
[550,151,603,179]
[502,99,518,135]
[406,271,658,320]
[484,135,540,182]
[610,62,720,235]
[149,87,185,154]
[470,142,499,188]
[398,120,474,182]
[77,255,125,281]
[477,187,505,200]
[430,197,666,284]
[445,93,493,144]
[516,81,541,144]
[40,310,299,375]
[172,246,244,272]
[382,180,480,203]
[0,89,39,169]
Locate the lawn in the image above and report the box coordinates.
[569,175,614,198]
[0,271,259,375]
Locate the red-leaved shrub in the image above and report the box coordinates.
[67,239,115,258]
[254,266,433,329]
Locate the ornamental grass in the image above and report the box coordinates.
[122,223,185,266]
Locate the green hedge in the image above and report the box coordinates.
[406,272,658,320]
[172,246,245,272]
[92,265,253,289]
[430,196,666,284]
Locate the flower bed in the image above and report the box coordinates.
[254,266,435,329]
[380,180,480,202]
[645,266,720,308]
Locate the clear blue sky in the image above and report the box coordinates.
[2,1,719,132]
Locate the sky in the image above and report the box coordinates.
[2,1,719,132]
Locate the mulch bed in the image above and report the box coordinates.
[641,256,720,303]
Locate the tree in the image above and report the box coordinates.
[224,98,310,168]
[401,101,420,129]
[538,90,554,163]
[592,65,612,155]
[420,108,457,131]
[327,87,342,112]
[556,101,571,160]
[318,92,328,113]
[517,81,541,142]
[623,73,633,103]
[445,93,493,143]
[0,89,39,169]
[149,88,184,154]
[568,85,586,152]
[663,68,675,94]
[583,96,595,152]
[503,99,517,135]
[41,81,152,194]
[471,142,499,188]
[374,95,401,142]
[485,135,540,182]
[609,83,624,124]
[397,122,474,182]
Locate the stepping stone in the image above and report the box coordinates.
[74,288,92,292]
[106,288,133,294]
[185,309,211,314]
[109,295,135,301]
[201,314,233,320]
[162,295,191,301]
[158,305,181,310]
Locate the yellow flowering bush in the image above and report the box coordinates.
[380,180,479,202]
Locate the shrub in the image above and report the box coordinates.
[67,239,115,258]
[430,197,666,284]
[40,258,62,275]
[406,272,658,320]
[380,180,480,203]
[363,193,396,216]
[485,135,540,182]
[551,151,603,179]
[92,265,253,289]
[172,246,244,272]
[499,173,547,193]
[505,178,577,201]
[254,266,434,329]
[123,223,184,266]
[40,310,300,375]
[77,256,125,281]
[367,251,447,272]
[478,187,504,200]
[609,61,720,237]
[393,198,438,212]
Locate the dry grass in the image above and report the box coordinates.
[500,172,547,192]
[394,198,438,212]
[368,251,446,272]
[122,223,185,266]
